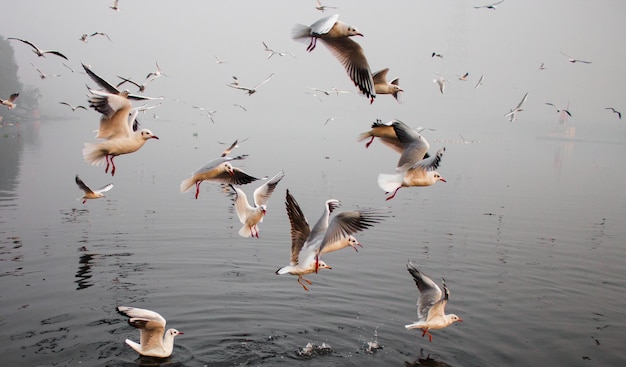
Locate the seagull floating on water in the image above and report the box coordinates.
[405,262,462,342]
[373,68,403,103]
[180,155,260,199]
[75,175,113,204]
[0,93,19,110]
[231,170,285,238]
[8,37,68,60]
[293,14,375,103]
[116,306,183,358]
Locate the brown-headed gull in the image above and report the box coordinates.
[227,74,275,95]
[59,102,87,111]
[373,68,403,103]
[473,0,504,9]
[75,175,113,204]
[0,92,19,110]
[293,14,375,103]
[359,119,433,165]
[357,119,404,152]
[116,306,183,358]
[605,107,622,119]
[8,37,68,60]
[378,147,446,201]
[180,155,260,199]
[84,88,159,176]
[545,102,572,117]
[504,92,529,122]
[405,262,462,342]
[231,170,285,238]
[560,51,592,64]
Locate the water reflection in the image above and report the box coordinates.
[404,349,454,367]
[75,251,95,290]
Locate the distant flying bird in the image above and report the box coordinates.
[116,76,152,93]
[372,68,403,103]
[504,92,529,122]
[31,63,60,79]
[8,37,69,60]
[307,86,351,96]
[218,138,249,157]
[433,73,448,94]
[192,105,218,123]
[404,262,463,342]
[293,14,375,103]
[214,55,227,64]
[457,72,469,81]
[110,0,120,11]
[90,32,112,42]
[75,175,113,204]
[605,107,622,119]
[545,102,572,117]
[560,51,592,64]
[538,62,546,71]
[431,52,444,59]
[79,34,89,42]
[180,155,261,199]
[82,63,162,101]
[62,63,77,73]
[0,92,19,110]
[59,102,87,111]
[262,41,297,59]
[474,74,484,89]
[315,0,337,12]
[233,103,247,112]
[146,62,167,80]
[227,73,275,95]
[116,306,183,358]
[231,170,285,238]
[474,0,504,9]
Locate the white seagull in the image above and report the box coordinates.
[146,61,167,80]
[0,92,19,110]
[8,37,69,60]
[293,14,375,103]
[75,175,113,204]
[405,262,462,342]
[82,63,163,101]
[373,68,403,103]
[180,155,261,199]
[315,0,337,12]
[110,0,120,11]
[231,170,285,238]
[474,74,484,89]
[116,306,183,358]
[545,102,572,117]
[504,92,529,122]
[433,73,448,95]
[560,51,592,64]
[262,41,297,59]
[227,74,275,95]
[59,102,87,111]
[32,63,61,79]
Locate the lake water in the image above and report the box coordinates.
[1,114,625,367]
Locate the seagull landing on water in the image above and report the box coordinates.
[605,107,622,120]
[8,37,69,60]
[293,14,375,103]
[116,306,183,358]
[404,262,462,342]
[227,74,275,95]
[75,175,113,204]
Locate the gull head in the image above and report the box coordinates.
[140,129,159,140]
[224,162,234,176]
[434,172,446,183]
[347,236,362,251]
[317,260,332,271]
[448,314,463,324]
[260,204,267,215]
[168,329,184,337]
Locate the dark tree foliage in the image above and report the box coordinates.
[0,35,40,118]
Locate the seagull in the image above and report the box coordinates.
[233,103,247,112]
[59,102,87,111]
[218,138,249,157]
[538,62,546,71]
[560,51,592,64]
[373,68,403,103]
[231,170,285,238]
[293,14,375,103]
[116,306,183,358]
[89,32,112,42]
[458,72,469,81]
[62,63,77,73]
[146,61,167,80]
[8,37,69,60]
[405,262,462,342]
[180,155,261,199]
[0,92,19,110]
[431,52,444,59]
[116,76,152,93]
[83,88,159,176]
[227,73,275,95]
[545,102,572,117]
[474,74,484,89]
[214,55,227,64]
[31,63,60,79]
[504,92,529,122]
[433,73,448,94]
[315,0,337,12]
[307,86,351,96]
[262,41,297,59]
[378,147,446,201]
[82,63,162,101]
[357,119,436,155]
[605,107,622,119]
[474,0,504,9]
[79,34,89,42]
[75,175,113,204]
[110,0,120,12]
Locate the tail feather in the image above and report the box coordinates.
[124,338,142,353]
[377,172,403,193]
[180,177,195,193]
[238,225,252,238]
[292,24,312,42]
[357,131,373,142]
[405,322,426,330]
[82,143,106,166]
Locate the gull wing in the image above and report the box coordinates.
[253,170,285,207]
[406,262,443,322]
[285,189,311,265]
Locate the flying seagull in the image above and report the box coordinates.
[8,37,68,60]
[605,107,622,119]
[75,175,113,204]
[474,0,504,9]
[59,102,87,111]
[0,92,19,110]
[227,74,275,95]
[545,102,572,117]
[560,51,592,64]
[504,92,529,122]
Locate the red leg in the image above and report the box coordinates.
[365,136,375,148]
[195,182,201,199]
[110,156,116,176]
[298,276,311,291]
[385,187,401,201]
[82,199,86,204]
[306,37,317,52]
[105,154,110,173]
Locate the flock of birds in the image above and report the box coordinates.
[1,0,622,360]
